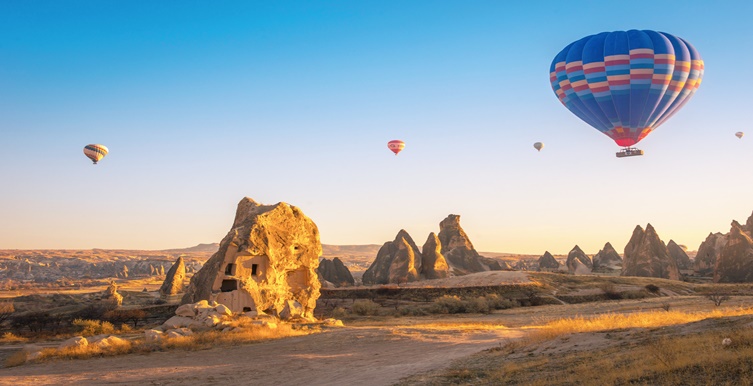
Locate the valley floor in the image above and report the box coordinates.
[3,295,752,386]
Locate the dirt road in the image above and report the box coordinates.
[0,324,523,386]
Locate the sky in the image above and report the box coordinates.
[1,1,753,254]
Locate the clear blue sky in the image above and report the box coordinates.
[1,1,752,254]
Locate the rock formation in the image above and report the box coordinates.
[694,232,728,276]
[667,240,692,270]
[362,230,422,285]
[592,242,622,272]
[181,198,321,320]
[537,251,560,271]
[621,224,679,280]
[438,214,497,274]
[566,245,593,274]
[745,211,753,236]
[420,233,450,280]
[317,257,355,287]
[714,221,753,283]
[103,282,123,306]
[159,256,186,296]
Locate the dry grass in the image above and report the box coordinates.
[0,332,28,343]
[403,307,753,385]
[10,321,317,367]
[526,306,753,342]
[489,326,753,385]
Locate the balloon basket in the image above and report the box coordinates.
[616,148,644,158]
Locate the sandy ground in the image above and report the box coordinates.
[0,324,523,386]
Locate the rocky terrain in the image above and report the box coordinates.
[0,249,208,290]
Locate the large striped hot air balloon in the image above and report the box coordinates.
[83,144,108,164]
[550,30,704,157]
[387,140,405,155]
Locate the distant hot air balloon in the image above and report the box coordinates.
[534,142,544,152]
[550,30,704,158]
[387,140,405,155]
[736,131,744,139]
[84,144,108,164]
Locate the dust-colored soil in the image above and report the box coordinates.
[4,295,748,386]
[0,324,522,386]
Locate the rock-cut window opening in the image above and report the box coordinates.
[251,264,258,276]
[220,279,238,292]
[225,263,236,276]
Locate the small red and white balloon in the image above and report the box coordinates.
[387,140,405,156]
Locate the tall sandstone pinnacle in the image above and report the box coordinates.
[592,242,622,272]
[667,240,692,270]
[362,230,422,285]
[694,232,728,275]
[714,221,753,283]
[181,198,321,320]
[420,232,450,280]
[159,256,186,296]
[621,224,680,280]
[437,214,486,274]
[566,245,593,274]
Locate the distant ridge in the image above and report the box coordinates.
[162,243,220,253]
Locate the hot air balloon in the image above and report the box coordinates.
[550,30,704,158]
[387,140,405,155]
[736,132,744,139]
[534,142,544,152]
[84,144,108,164]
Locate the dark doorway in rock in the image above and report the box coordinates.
[251,264,258,275]
[221,279,238,292]
[243,307,252,312]
[225,263,236,276]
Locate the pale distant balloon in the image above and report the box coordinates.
[83,144,108,164]
[534,142,544,152]
[387,140,405,155]
[736,131,744,139]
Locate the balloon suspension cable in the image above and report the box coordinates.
[616,147,644,158]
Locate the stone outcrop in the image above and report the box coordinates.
[592,242,622,272]
[420,233,450,280]
[714,221,753,283]
[362,230,422,285]
[537,251,560,271]
[744,211,753,236]
[694,232,728,276]
[317,257,355,287]
[159,256,186,296]
[566,245,592,274]
[621,224,679,280]
[667,240,692,270]
[181,198,321,320]
[438,215,497,274]
[103,282,123,306]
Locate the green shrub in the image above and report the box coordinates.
[350,300,381,316]
[432,295,467,314]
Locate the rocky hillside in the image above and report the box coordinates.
[0,249,208,290]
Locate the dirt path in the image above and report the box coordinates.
[0,325,523,386]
